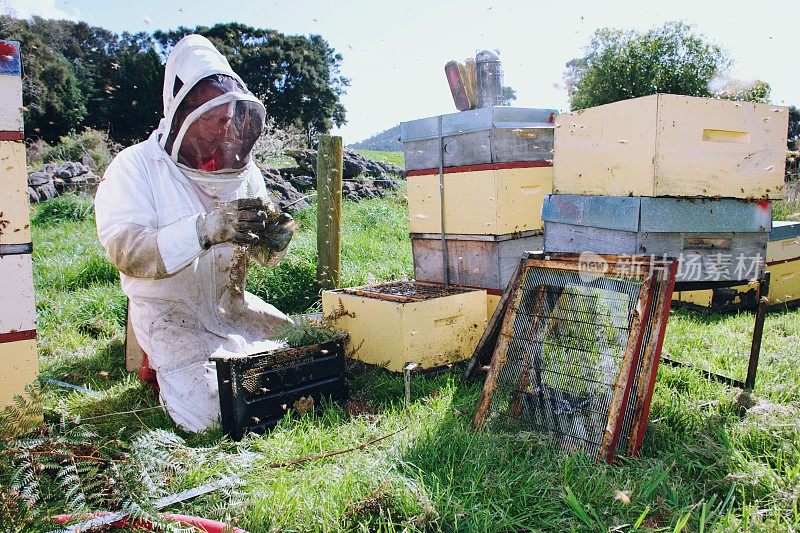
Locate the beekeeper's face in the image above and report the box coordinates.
[170,76,265,172]
[180,86,234,165]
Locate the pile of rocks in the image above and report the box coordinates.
[287,148,404,181]
[27,162,101,203]
[270,148,404,203]
[259,166,311,212]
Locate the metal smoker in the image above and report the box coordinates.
[475,50,504,108]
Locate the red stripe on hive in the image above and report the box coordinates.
[0,330,36,344]
[0,131,24,142]
[0,42,17,60]
[406,160,553,177]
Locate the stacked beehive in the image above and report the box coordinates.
[544,94,788,285]
[320,107,557,372]
[674,220,800,311]
[0,41,39,413]
[401,106,557,316]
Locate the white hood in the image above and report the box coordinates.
[159,34,247,143]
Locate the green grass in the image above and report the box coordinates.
[4,190,800,531]
[773,198,800,220]
[351,150,404,169]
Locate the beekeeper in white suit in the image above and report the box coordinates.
[95,35,295,432]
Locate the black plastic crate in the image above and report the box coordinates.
[211,335,348,440]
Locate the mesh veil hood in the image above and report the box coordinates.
[157,35,266,175]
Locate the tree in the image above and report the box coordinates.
[565,22,729,111]
[1,16,89,141]
[91,32,164,144]
[788,106,799,150]
[716,79,772,103]
[153,23,349,137]
[500,86,517,106]
[3,18,348,144]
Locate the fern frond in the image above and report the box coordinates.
[274,316,340,347]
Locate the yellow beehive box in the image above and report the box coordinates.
[767,259,800,305]
[0,254,36,334]
[407,163,552,235]
[554,94,788,199]
[322,281,487,372]
[767,236,800,263]
[486,293,501,319]
[0,140,31,245]
[0,338,38,407]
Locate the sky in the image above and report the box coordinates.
[5,0,799,143]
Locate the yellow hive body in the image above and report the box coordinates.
[407,166,553,235]
[673,288,715,308]
[321,287,487,372]
[0,141,31,244]
[764,259,800,306]
[554,94,788,199]
[486,293,501,319]
[0,339,38,408]
[767,237,800,264]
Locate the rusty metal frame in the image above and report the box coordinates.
[462,258,525,382]
[471,252,676,462]
[661,273,769,390]
[628,260,678,455]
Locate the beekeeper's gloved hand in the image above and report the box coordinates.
[258,205,296,252]
[196,198,268,250]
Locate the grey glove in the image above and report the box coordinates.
[196,198,269,250]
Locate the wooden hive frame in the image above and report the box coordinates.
[470,253,677,462]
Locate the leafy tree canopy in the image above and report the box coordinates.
[500,86,517,106]
[565,22,730,111]
[0,18,348,143]
[788,106,799,150]
[715,79,771,104]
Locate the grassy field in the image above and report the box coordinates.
[2,174,800,531]
[350,149,404,169]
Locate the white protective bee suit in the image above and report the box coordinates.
[95,35,291,432]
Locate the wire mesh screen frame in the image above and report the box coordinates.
[472,253,677,462]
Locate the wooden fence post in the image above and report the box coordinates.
[316,135,343,289]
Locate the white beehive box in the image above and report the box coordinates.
[0,41,23,135]
[410,230,543,291]
[554,94,788,199]
[542,195,771,283]
[0,254,36,334]
[400,106,556,172]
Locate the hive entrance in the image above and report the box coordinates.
[473,253,677,462]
